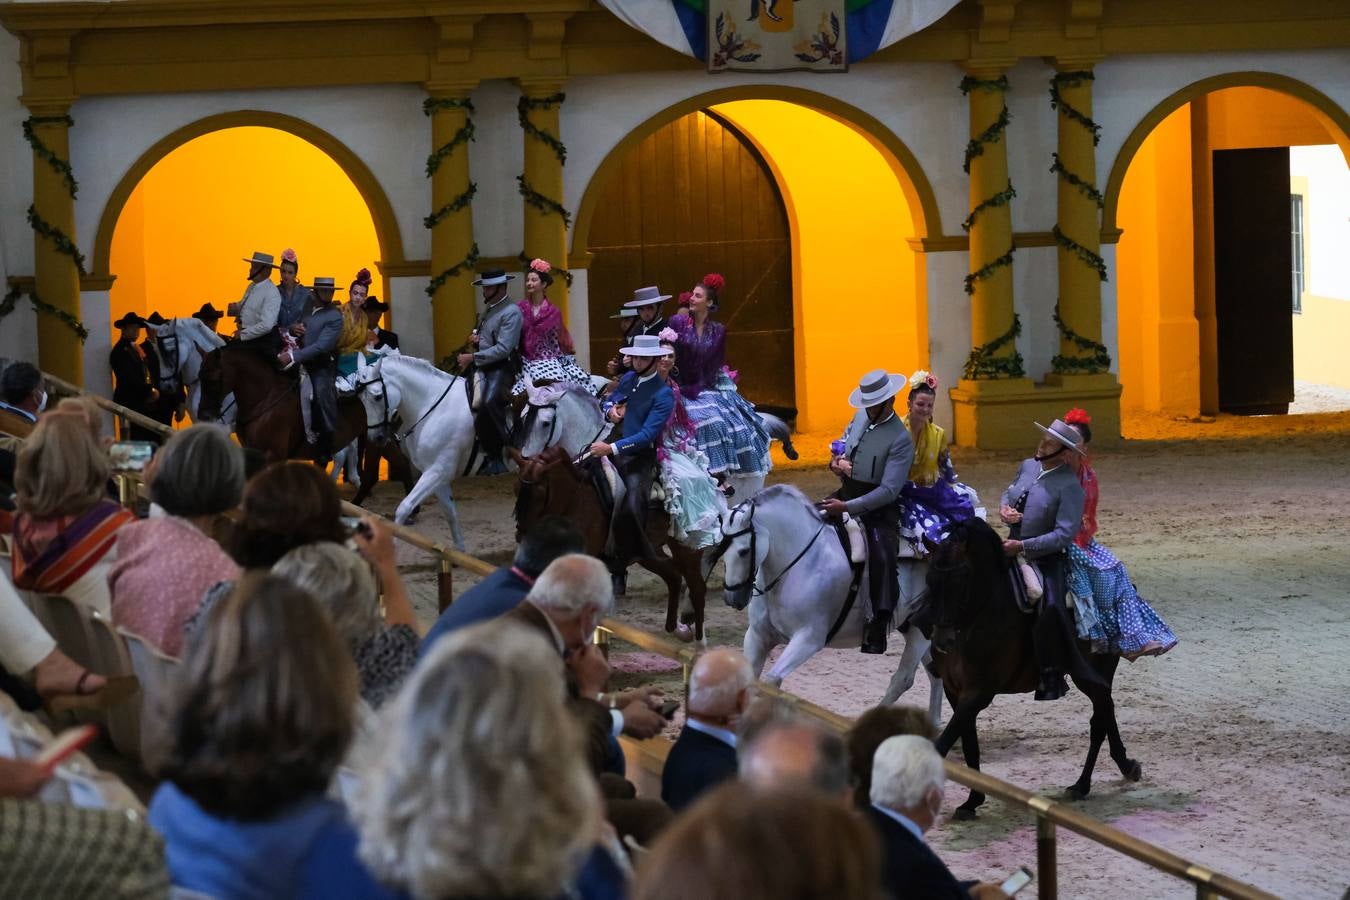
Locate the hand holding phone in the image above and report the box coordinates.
[34,725,99,775]
[998,866,1034,896]
[109,441,157,473]
[658,700,680,720]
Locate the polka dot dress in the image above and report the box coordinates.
[1067,540,1178,660]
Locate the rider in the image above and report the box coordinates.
[276,248,314,332]
[109,311,160,440]
[140,311,181,427]
[279,276,344,461]
[821,369,914,655]
[512,258,592,395]
[457,269,523,476]
[608,285,670,379]
[999,418,1089,701]
[192,303,224,335]
[335,268,374,392]
[231,250,283,360]
[897,370,978,555]
[363,296,398,350]
[589,333,675,575]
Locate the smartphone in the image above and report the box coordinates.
[340,516,372,538]
[34,725,99,774]
[109,440,156,473]
[999,866,1034,896]
[658,700,680,720]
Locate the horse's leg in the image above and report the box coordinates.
[952,715,987,819]
[635,555,684,635]
[1085,656,1142,786]
[430,482,466,552]
[744,601,777,680]
[763,626,828,688]
[351,437,379,506]
[668,543,707,644]
[925,656,945,731]
[395,468,447,527]
[880,625,928,705]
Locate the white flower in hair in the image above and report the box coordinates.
[909,369,938,390]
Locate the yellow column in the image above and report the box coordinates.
[961,63,1019,375]
[26,100,84,384]
[1051,61,1106,366]
[425,82,479,363]
[516,78,570,317]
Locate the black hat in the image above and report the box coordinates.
[192,303,224,322]
[145,311,167,326]
[113,312,147,329]
[364,297,390,313]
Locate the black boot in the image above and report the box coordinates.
[861,613,890,655]
[1034,670,1068,701]
[611,571,628,597]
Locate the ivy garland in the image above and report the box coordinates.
[963,313,1025,380]
[28,205,87,275]
[22,116,78,197]
[962,182,1016,232]
[423,97,476,178]
[1051,302,1111,374]
[518,175,573,228]
[422,96,480,301]
[1049,153,1104,208]
[423,183,478,230]
[960,75,1011,173]
[1,282,89,342]
[1052,225,1107,282]
[959,72,1017,313]
[425,242,481,299]
[517,93,568,165]
[1049,71,1101,146]
[963,248,1016,296]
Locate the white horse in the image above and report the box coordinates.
[149,316,234,428]
[353,354,475,550]
[719,484,943,722]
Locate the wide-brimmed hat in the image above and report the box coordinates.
[609,308,638,320]
[1034,419,1087,455]
[113,312,147,329]
[308,276,345,293]
[619,334,670,358]
[192,303,224,322]
[848,369,907,408]
[364,297,390,313]
[624,286,672,309]
[473,269,515,287]
[145,311,167,326]
[242,251,277,268]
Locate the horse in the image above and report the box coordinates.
[510,444,707,642]
[919,517,1141,818]
[713,485,942,723]
[147,316,232,428]
[352,354,476,550]
[197,343,364,464]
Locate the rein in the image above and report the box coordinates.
[396,375,457,443]
[722,501,828,596]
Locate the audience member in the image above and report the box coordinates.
[739,719,852,803]
[634,782,882,900]
[420,515,584,656]
[354,620,625,900]
[149,574,392,900]
[847,704,938,807]
[229,461,347,569]
[11,413,133,613]
[273,536,420,708]
[867,735,1007,900]
[0,361,43,439]
[661,648,753,812]
[0,572,109,700]
[109,425,243,656]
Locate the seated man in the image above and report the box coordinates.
[588,334,674,572]
[280,276,344,460]
[999,418,1090,701]
[457,270,522,476]
[0,362,45,439]
[738,718,852,805]
[661,648,753,812]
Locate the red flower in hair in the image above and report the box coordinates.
[678,291,693,306]
[702,273,726,293]
[281,248,298,264]
[353,268,373,288]
[1064,408,1091,426]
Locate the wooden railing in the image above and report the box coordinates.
[43,371,175,439]
[43,369,1277,900]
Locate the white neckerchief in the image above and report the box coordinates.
[1036,461,1064,481]
[864,410,896,433]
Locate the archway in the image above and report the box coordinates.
[1107,75,1350,418]
[574,88,936,433]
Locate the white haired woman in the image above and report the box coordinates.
[354,619,626,900]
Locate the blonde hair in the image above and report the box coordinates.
[272,543,381,650]
[355,620,599,899]
[15,412,110,519]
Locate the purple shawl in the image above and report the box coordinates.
[668,313,725,399]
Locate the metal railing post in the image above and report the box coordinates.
[437,558,453,614]
[1037,815,1058,900]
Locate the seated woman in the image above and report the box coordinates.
[109,425,243,657]
[896,371,979,556]
[335,268,375,392]
[1063,408,1178,660]
[149,574,395,900]
[1,572,111,702]
[353,619,625,900]
[666,274,771,483]
[512,258,593,395]
[653,330,727,552]
[11,413,134,615]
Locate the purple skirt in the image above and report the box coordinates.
[899,480,978,550]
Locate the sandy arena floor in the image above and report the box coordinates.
[361,410,1350,900]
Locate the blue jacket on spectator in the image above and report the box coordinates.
[420,565,534,658]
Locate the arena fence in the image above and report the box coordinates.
[44,370,1278,900]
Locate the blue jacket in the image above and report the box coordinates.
[866,806,971,899]
[420,565,533,659]
[660,724,738,813]
[612,372,673,456]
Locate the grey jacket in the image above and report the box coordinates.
[292,304,344,368]
[1001,460,1085,560]
[474,297,524,369]
[840,410,914,516]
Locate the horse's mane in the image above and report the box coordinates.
[753,483,827,522]
[380,354,451,379]
[530,380,601,411]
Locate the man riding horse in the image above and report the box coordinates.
[821,369,915,655]
[458,270,523,476]
[231,250,283,360]
[279,276,344,462]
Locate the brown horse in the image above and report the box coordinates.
[917,517,1141,819]
[509,445,707,642]
[198,344,364,463]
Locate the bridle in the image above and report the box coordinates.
[517,396,609,464]
[720,498,828,596]
[357,369,456,444]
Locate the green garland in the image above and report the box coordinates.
[1051,302,1111,374]
[27,204,87,275]
[1052,225,1107,281]
[960,75,1011,174]
[22,116,78,198]
[1049,71,1101,146]
[962,181,1015,232]
[518,175,572,228]
[517,251,574,288]
[1049,153,1104,208]
[964,248,1015,296]
[963,313,1025,380]
[518,93,568,165]
[0,282,89,342]
[425,243,481,299]
[423,182,478,230]
[424,121,475,178]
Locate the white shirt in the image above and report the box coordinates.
[684,717,738,749]
[1036,462,1064,482]
[235,279,282,341]
[871,804,927,843]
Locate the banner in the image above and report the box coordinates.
[709,0,846,73]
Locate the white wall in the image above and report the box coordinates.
[1291,144,1350,302]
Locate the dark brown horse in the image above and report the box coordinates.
[509,445,707,641]
[351,435,420,510]
[198,344,364,463]
[918,517,1141,818]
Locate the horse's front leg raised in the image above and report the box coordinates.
[395,468,449,528]
[879,625,929,705]
[743,601,777,680]
[763,627,828,688]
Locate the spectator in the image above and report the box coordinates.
[229,461,347,569]
[739,719,852,803]
[420,515,584,656]
[634,782,882,900]
[11,413,134,613]
[148,574,392,900]
[0,361,43,439]
[867,735,1007,900]
[109,425,243,657]
[273,536,420,709]
[354,620,624,900]
[661,648,753,812]
[847,704,937,808]
[0,572,113,702]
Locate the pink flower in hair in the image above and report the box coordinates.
[658,327,678,343]
[281,248,297,264]
[529,258,552,274]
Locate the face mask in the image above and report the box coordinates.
[36,390,48,413]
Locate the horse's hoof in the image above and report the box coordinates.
[1123,760,1143,782]
[1065,784,1090,802]
[952,807,978,821]
[671,624,695,643]
[678,611,696,626]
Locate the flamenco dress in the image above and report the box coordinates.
[1066,464,1178,660]
[896,418,980,554]
[334,302,370,391]
[667,313,771,478]
[511,298,594,395]
[656,384,728,550]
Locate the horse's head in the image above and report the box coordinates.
[720,499,766,611]
[354,358,400,445]
[925,518,1004,652]
[196,347,226,420]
